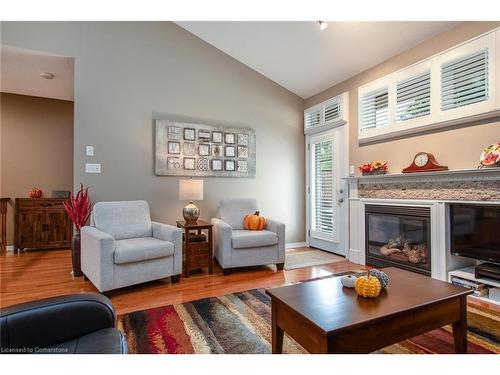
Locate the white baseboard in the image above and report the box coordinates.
[6,245,14,252]
[285,242,307,249]
[348,248,364,265]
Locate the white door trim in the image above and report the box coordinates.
[305,116,349,255]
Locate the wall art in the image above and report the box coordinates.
[155,119,256,177]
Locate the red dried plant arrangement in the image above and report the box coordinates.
[63,184,92,232]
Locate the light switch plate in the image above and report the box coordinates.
[86,146,94,156]
[85,163,101,173]
[349,165,355,176]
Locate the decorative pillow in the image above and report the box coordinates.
[243,211,267,230]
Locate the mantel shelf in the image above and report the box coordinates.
[343,167,500,184]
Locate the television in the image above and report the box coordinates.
[450,204,500,263]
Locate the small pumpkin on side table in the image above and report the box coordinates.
[355,270,382,298]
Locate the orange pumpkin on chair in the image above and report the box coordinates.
[243,211,266,230]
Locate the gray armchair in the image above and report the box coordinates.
[211,199,285,274]
[81,200,182,292]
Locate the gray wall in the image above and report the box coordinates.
[1,22,306,242]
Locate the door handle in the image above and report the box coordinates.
[338,198,344,204]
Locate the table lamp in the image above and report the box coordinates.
[179,178,203,224]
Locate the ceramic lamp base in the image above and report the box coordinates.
[183,201,200,224]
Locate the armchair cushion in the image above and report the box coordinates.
[232,229,278,249]
[219,198,258,230]
[114,237,174,265]
[92,200,152,240]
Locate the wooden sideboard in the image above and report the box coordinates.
[14,198,72,253]
[0,198,10,254]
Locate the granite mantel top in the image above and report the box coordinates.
[343,168,500,184]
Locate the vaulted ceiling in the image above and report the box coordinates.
[177,21,460,99]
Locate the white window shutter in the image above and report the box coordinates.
[360,87,389,129]
[441,49,489,111]
[324,100,341,123]
[304,108,321,130]
[313,140,334,235]
[396,70,431,122]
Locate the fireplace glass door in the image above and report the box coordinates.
[365,205,431,275]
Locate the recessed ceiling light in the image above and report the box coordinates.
[318,21,328,31]
[40,72,55,79]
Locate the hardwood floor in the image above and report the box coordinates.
[1,247,497,315]
[0,247,363,315]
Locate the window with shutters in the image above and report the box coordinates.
[312,140,334,235]
[360,87,389,129]
[441,49,489,111]
[304,94,346,134]
[396,70,431,122]
[358,29,498,143]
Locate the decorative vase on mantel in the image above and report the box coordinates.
[71,231,83,277]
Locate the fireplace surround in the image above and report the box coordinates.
[365,204,431,275]
[345,168,500,280]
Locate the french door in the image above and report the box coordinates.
[306,125,348,255]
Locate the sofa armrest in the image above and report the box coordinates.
[266,219,286,263]
[152,221,182,275]
[0,293,115,350]
[81,226,115,292]
[211,218,233,268]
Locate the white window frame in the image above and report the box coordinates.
[434,31,496,124]
[358,27,500,144]
[304,93,348,135]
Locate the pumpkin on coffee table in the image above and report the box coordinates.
[243,211,266,230]
[355,270,382,298]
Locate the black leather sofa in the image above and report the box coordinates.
[1,293,128,354]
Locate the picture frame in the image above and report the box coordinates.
[167,157,182,169]
[212,131,223,143]
[167,126,181,140]
[212,159,223,171]
[168,141,181,154]
[238,146,248,158]
[183,142,196,156]
[198,130,211,142]
[155,119,256,177]
[183,157,195,170]
[225,146,236,157]
[184,128,196,141]
[237,160,248,173]
[197,158,210,171]
[237,133,248,146]
[225,132,235,144]
[198,144,210,156]
[212,145,222,157]
[225,160,236,171]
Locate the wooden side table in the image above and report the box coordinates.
[176,220,213,277]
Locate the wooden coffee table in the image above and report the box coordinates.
[266,267,472,354]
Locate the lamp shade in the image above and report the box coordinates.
[179,179,203,201]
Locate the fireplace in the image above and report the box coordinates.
[365,205,431,276]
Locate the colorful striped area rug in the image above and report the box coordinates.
[117,288,499,354]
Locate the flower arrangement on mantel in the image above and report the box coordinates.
[358,160,388,176]
[63,184,92,277]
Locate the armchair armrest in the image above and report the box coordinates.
[0,293,115,350]
[211,218,233,268]
[266,219,286,263]
[81,226,115,292]
[152,221,182,275]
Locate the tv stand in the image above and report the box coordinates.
[475,263,500,282]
